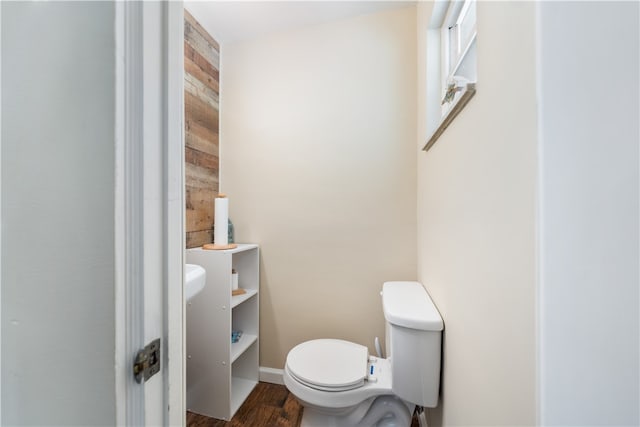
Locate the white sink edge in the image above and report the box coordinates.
[185,264,206,301]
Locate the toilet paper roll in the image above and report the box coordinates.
[214,195,229,246]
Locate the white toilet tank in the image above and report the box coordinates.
[382,281,443,408]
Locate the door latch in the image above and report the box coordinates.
[133,338,161,384]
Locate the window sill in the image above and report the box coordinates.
[422,83,476,152]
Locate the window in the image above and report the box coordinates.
[440,0,477,116]
[423,0,477,151]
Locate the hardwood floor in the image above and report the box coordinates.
[186,382,303,427]
[186,382,421,426]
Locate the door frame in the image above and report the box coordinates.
[114,1,184,424]
[165,2,186,425]
[0,2,3,422]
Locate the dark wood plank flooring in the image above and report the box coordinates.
[186,382,420,426]
[186,382,303,427]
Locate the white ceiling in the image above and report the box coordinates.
[185,1,416,45]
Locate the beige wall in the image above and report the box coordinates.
[221,7,418,368]
[417,2,537,426]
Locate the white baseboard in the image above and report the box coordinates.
[259,366,284,385]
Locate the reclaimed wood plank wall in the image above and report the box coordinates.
[185,10,220,248]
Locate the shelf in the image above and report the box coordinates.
[231,334,257,363]
[231,289,257,308]
[186,244,259,420]
[231,377,257,416]
[207,243,258,254]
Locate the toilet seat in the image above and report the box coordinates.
[286,339,368,392]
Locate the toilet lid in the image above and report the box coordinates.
[286,339,368,391]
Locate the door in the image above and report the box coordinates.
[115,2,184,425]
[0,1,184,424]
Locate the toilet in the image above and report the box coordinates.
[283,281,443,427]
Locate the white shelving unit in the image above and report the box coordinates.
[186,244,259,421]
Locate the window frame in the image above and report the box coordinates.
[423,0,478,151]
[440,0,477,117]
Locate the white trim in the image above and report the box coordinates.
[114,2,125,424]
[534,1,544,424]
[115,1,146,425]
[164,2,185,425]
[426,28,441,134]
[0,1,3,421]
[429,0,449,29]
[124,1,146,422]
[116,3,184,423]
[259,367,285,385]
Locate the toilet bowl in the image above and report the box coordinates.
[283,281,443,427]
[283,340,412,426]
